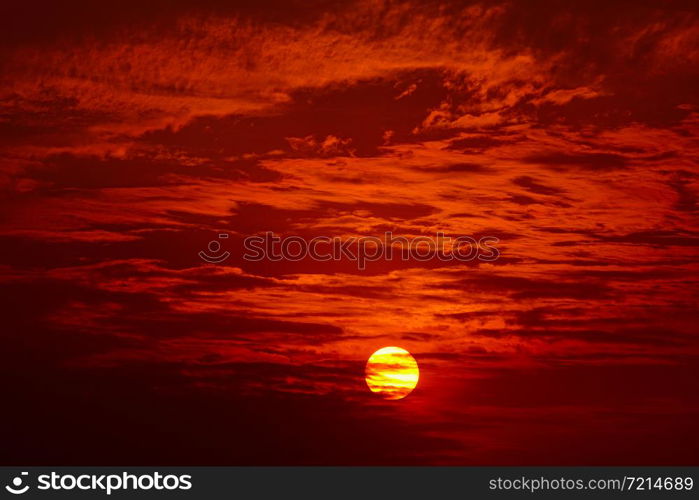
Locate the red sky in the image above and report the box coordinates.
[1,0,698,464]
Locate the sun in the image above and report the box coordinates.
[365,346,419,400]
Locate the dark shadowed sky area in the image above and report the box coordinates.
[1,0,698,464]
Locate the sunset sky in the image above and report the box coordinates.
[2,0,698,464]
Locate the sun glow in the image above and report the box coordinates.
[365,346,419,400]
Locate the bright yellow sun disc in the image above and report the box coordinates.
[365,346,419,400]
